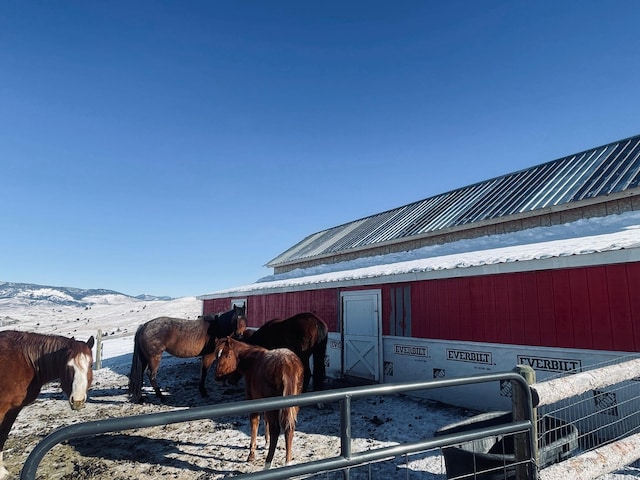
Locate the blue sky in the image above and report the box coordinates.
[1,1,639,298]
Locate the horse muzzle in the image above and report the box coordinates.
[69,397,87,411]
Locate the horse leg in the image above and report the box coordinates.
[302,358,312,392]
[132,355,149,403]
[0,407,22,479]
[263,415,270,448]
[264,411,281,469]
[146,355,165,402]
[312,340,327,391]
[248,412,260,462]
[283,412,295,465]
[199,353,215,398]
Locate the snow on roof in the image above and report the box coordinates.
[200,210,640,298]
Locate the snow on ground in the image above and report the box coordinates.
[0,296,637,479]
[0,295,468,479]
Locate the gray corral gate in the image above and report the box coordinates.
[21,357,640,479]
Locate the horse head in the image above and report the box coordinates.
[233,305,247,337]
[60,336,95,410]
[205,305,247,340]
[213,336,239,381]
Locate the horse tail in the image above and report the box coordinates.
[280,404,299,434]
[280,365,302,432]
[128,326,148,403]
[312,319,329,390]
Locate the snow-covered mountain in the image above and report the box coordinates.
[0,281,171,308]
[0,282,202,348]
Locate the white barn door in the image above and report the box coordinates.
[341,290,382,382]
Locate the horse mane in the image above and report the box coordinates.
[205,306,246,339]
[12,331,80,382]
[216,337,269,376]
[229,339,266,372]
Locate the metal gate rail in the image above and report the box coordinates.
[21,372,536,480]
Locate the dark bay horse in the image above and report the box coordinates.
[0,330,94,479]
[128,305,246,402]
[243,312,328,392]
[214,336,304,468]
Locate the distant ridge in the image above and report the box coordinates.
[134,293,174,301]
[0,281,172,307]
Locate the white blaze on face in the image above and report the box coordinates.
[68,352,92,406]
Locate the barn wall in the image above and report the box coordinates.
[381,336,640,415]
[203,289,342,331]
[411,262,640,352]
[202,298,233,316]
[202,261,640,353]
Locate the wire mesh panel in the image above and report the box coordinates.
[536,356,640,466]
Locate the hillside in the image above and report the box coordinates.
[0,281,172,306]
[0,282,202,353]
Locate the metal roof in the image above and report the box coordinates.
[268,134,640,268]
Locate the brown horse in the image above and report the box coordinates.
[242,312,328,392]
[128,305,245,402]
[214,336,303,469]
[0,330,94,479]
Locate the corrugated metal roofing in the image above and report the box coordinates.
[268,134,640,267]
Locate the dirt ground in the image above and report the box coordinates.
[4,352,468,480]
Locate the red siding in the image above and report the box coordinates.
[482,275,499,342]
[606,264,635,351]
[521,271,542,346]
[494,275,511,344]
[410,262,640,352]
[202,298,233,316]
[552,269,574,348]
[468,276,485,341]
[458,277,473,342]
[587,267,613,350]
[380,284,394,336]
[204,289,340,331]
[536,270,557,346]
[628,265,640,348]
[202,261,640,353]
[568,268,592,348]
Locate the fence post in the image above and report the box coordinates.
[94,329,102,370]
[340,395,352,480]
[512,365,537,479]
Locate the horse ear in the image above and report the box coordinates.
[86,336,95,349]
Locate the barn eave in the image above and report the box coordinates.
[198,243,640,300]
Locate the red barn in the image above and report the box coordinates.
[199,134,640,411]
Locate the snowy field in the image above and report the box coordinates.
[0,294,466,479]
[0,289,638,478]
